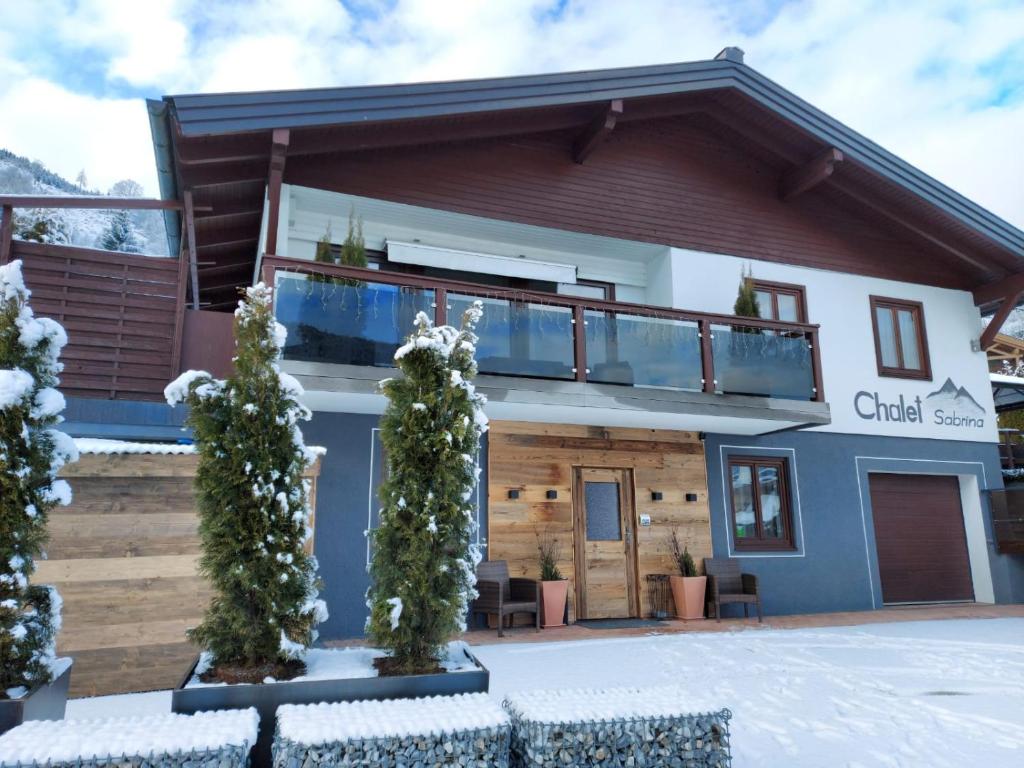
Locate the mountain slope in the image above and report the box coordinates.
[0,149,167,255]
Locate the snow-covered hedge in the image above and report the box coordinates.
[0,259,77,699]
[0,708,258,767]
[503,685,732,767]
[272,693,509,768]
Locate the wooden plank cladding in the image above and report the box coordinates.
[286,114,981,290]
[487,422,712,623]
[10,239,186,401]
[41,452,322,698]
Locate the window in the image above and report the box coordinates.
[752,280,807,323]
[559,279,616,301]
[870,296,931,380]
[728,456,795,550]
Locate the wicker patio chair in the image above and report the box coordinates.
[471,560,540,636]
[704,557,763,622]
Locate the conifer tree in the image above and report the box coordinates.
[0,260,77,698]
[98,210,142,253]
[308,224,336,285]
[733,265,761,318]
[338,210,368,270]
[366,303,488,675]
[165,284,327,679]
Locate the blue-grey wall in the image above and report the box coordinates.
[303,410,490,640]
[704,431,1024,617]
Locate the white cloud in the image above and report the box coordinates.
[0,77,156,194]
[0,0,1020,232]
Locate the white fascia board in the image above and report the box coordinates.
[386,240,577,284]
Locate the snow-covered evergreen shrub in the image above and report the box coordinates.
[98,210,142,254]
[165,284,326,677]
[0,260,77,699]
[366,304,488,675]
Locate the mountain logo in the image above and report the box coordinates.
[925,378,985,417]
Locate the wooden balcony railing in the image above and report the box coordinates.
[261,255,825,403]
[0,195,192,402]
[989,490,1024,555]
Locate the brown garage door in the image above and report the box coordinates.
[868,474,974,604]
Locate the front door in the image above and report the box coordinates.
[572,467,639,619]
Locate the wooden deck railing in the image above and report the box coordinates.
[0,196,193,402]
[989,489,1024,555]
[261,254,826,402]
[10,240,187,401]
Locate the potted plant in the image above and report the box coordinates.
[167,287,491,767]
[0,260,77,734]
[536,531,568,628]
[667,530,706,621]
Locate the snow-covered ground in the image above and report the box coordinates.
[67,618,1024,767]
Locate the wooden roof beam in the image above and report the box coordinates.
[981,291,1024,350]
[779,147,844,201]
[572,100,623,164]
[974,272,1024,308]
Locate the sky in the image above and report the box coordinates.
[0,0,1021,228]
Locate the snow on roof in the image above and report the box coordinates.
[72,437,327,456]
[504,685,715,724]
[0,708,258,764]
[990,373,1024,387]
[277,693,507,745]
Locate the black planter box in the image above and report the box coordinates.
[0,660,72,736]
[171,648,489,768]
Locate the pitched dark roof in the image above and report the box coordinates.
[150,49,1024,308]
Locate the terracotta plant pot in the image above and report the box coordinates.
[539,580,568,628]
[670,575,707,620]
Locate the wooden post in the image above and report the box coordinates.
[809,329,825,402]
[573,305,587,382]
[183,190,200,310]
[0,204,12,265]
[265,129,290,257]
[169,220,189,377]
[434,286,447,327]
[700,319,716,394]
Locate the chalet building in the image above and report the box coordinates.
[20,47,1024,640]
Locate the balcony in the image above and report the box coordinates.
[261,255,829,432]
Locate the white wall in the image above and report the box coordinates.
[278,186,996,444]
[669,248,996,443]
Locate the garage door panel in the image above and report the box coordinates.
[868,474,973,604]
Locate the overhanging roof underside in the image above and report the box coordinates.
[152,56,1024,310]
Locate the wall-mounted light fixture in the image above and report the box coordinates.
[685,493,698,502]
[508,489,520,500]
[546,490,558,500]
[651,491,663,501]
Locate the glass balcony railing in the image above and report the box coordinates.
[265,257,824,403]
[585,311,702,391]
[448,293,576,380]
[711,323,815,400]
[274,271,434,367]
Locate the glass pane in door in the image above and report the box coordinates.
[584,481,622,541]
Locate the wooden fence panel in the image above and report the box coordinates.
[10,240,186,401]
[40,451,322,698]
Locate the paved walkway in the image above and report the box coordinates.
[458,603,1024,646]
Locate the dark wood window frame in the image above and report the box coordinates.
[727,455,797,551]
[869,296,931,381]
[751,279,808,323]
